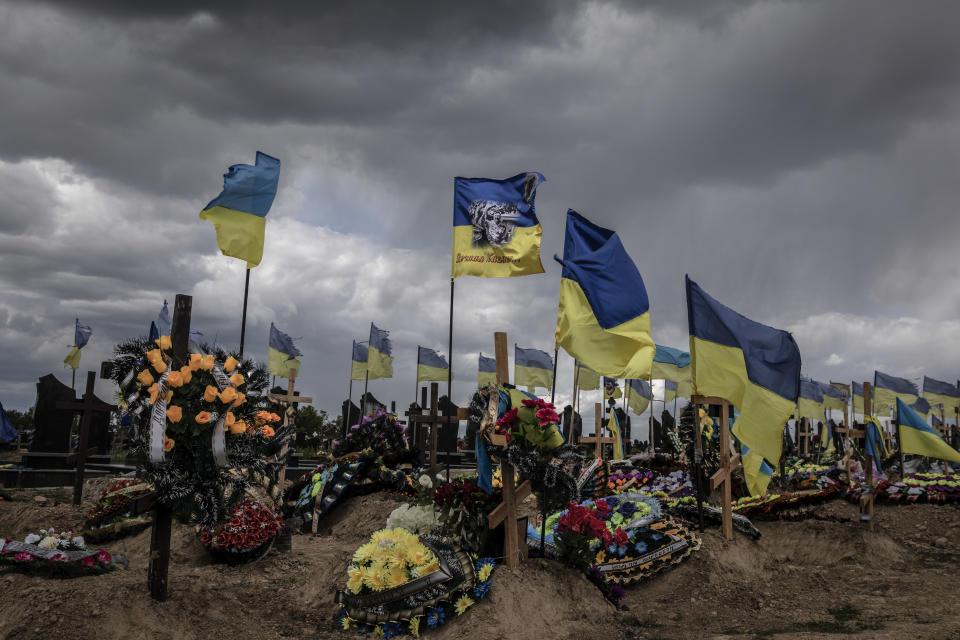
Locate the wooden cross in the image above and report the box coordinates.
[693,396,739,540]
[57,370,117,506]
[797,418,814,456]
[267,372,312,427]
[579,402,614,460]
[404,383,458,474]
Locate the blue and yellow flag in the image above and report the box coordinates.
[575,360,600,391]
[417,346,449,383]
[514,345,553,392]
[822,422,835,456]
[739,441,777,496]
[199,151,281,268]
[267,322,301,378]
[652,344,690,383]
[873,371,918,413]
[603,377,622,399]
[452,172,546,278]
[478,353,497,387]
[852,381,865,415]
[606,404,625,460]
[923,376,960,411]
[897,398,960,462]
[367,323,393,380]
[351,340,368,381]
[864,416,889,468]
[626,379,651,415]
[911,397,932,419]
[817,380,845,411]
[686,276,801,496]
[64,318,92,371]
[797,377,825,421]
[554,210,654,379]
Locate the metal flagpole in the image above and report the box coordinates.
[362,371,369,417]
[550,348,559,405]
[445,277,455,482]
[415,347,420,407]
[239,269,251,357]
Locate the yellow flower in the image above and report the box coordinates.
[477,564,493,582]
[386,564,408,588]
[137,369,154,386]
[406,544,431,567]
[229,372,244,387]
[200,355,215,371]
[166,371,183,388]
[155,335,172,350]
[454,595,474,615]
[189,353,203,371]
[346,567,364,594]
[166,405,182,423]
[163,437,175,452]
[224,356,239,373]
[352,542,377,565]
[233,392,246,407]
[203,386,219,403]
[195,411,211,425]
[219,387,238,405]
[152,359,168,375]
[145,349,162,364]
[225,412,235,427]
[409,616,420,638]
[340,616,353,631]
[364,564,388,591]
[178,366,192,384]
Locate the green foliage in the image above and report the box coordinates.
[294,406,342,444]
[4,407,34,434]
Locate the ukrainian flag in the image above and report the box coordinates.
[852,381,865,415]
[686,276,801,496]
[911,397,932,420]
[199,151,281,268]
[478,353,497,387]
[739,442,776,496]
[603,377,623,400]
[514,345,553,392]
[864,416,889,467]
[873,371,918,413]
[554,210,654,379]
[663,379,678,403]
[417,346,449,383]
[267,322,302,378]
[626,379,650,415]
[797,378,825,422]
[923,376,960,411]
[822,422,835,456]
[575,361,600,391]
[677,379,692,398]
[652,344,690,383]
[817,381,845,411]
[351,340,368,381]
[63,318,92,371]
[367,323,393,380]
[606,404,625,460]
[452,172,546,278]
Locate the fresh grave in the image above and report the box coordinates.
[0,528,127,575]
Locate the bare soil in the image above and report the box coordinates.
[1,480,958,640]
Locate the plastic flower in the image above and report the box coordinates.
[229,420,247,434]
[346,567,364,594]
[229,372,244,387]
[219,387,238,405]
[233,392,246,407]
[426,608,445,628]
[166,371,183,388]
[477,563,493,582]
[454,595,474,615]
[200,354,215,371]
[95,550,112,564]
[148,384,160,405]
[178,365,192,384]
[137,369,155,386]
[152,359,168,375]
[164,389,173,404]
[164,437,175,452]
[38,537,58,550]
[224,356,239,373]
[203,385,219,402]
[195,411,212,425]
[408,616,420,638]
[14,551,35,562]
[24,533,40,545]
[145,348,162,364]
[166,406,182,423]
[189,353,203,371]
[224,412,235,427]
[259,425,275,438]
[473,581,490,598]
[154,335,172,350]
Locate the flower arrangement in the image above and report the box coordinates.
[606,470,654,494]
[85,479,154,529]
[333,409,410,461]
[198,499,284,562]
[492,394,564,450]
[23,528,85,551]
[386,503,440,535]
[1,534,126,575]
[431,476,501,553]
[346,528,440,594]
[844,472,960,505]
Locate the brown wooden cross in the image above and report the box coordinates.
[56,370,117,506]
[404,382,458,474]
[579,402,614,460]
[267,372,312,427]
[693,396,739,540]
[797,418,814,456]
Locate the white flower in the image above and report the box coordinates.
[24,534,40,545]
[71,537,85,549]
[436,473,444,481]
[418,474,432,488]
[38,537,59,550]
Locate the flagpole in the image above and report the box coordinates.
[550,348,558,405]
[414,347,420,407]
[446,278,454,482]
[649,371,655,454]
[239,269,251,357]
[362,371,369,417]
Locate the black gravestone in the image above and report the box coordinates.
[86,392,112,454]
[29,374,75,454]
[437,396,459,454]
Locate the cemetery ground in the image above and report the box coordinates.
[1,481,958,640]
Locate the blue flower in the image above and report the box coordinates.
[617,545,626,557]
[426,607,446,628]
[382,622,402,639]
[650,533,663,541]
[634,541,648,553]
[355,623,373,635]
[618,501,637,517]
[474,581,491,598]
[607,544,617,554]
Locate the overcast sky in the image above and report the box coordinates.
[2,0,959,432]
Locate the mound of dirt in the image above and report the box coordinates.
[1,481,958,640]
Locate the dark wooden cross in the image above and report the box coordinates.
[57,370,117,506]
[694,396,739,540]
[797,418,814,456]
[579,402,614,460]
[404,382,458,475]
[266,372,312,492]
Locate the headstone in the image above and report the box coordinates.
[341,399,361,431]
[86,392,112,454]
[29,374,76,455]
[437,395,459,454]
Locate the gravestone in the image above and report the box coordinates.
[29,374,76,456]
[651,416,670,453]
[562,405,582,443]
[86,392,112,454]
[661,409,675,434]
[341,399,361,432]
[437,395,460,456]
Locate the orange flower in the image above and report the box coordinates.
[163,437,175,452]
[179,366,192,384]
[166,371,183,388]
[137,369,154,386]
[259,425,275,438]
[152,359,168,375]
[199,355,215,371]
[164,389,173,404]
[154,336,172,351]
[225,412,235,427]
[232,392,246,408]
[223,356,239,373]
[228,420,247,435]
[195,411,211,425]
[148,384,159,405]
[189,353,203,371]
[203,385,219,403]
[219,387,238,405]
[166,405,182,423]
[145,349,162,364]
[229,372,244,387]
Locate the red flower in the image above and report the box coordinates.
[614,527,628,546]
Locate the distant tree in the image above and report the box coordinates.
[5,407,34,433]
[294,406,342,450]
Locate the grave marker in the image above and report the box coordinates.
[580,403,614,460]
[56,371,117,505]
[404,383,458,475]
[694,396,738,540]
[267,372,312,492]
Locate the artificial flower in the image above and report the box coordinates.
[14,552,35,562]
[473,581,490,598]
[38,537,58,550]
[229,420,247,434]
[426,608,445,628]
[24,533,40,545]
[178,365,192,384]
[155,335,172,350]
[454,595,474,615]
[95,550,112,564]
[346,567,364,594]
[152,359,168,375]
[164,389,173,404]
[225,412,235,427]
[259,425,275,438]
[229,372,244,387]
[219,387,237,405]
[189,353,202,371]
[148,384,160,405]
[203,385,219,402]
[166,371,183,388]
[477,563,493,582]
[408,616,420,638]
[233,392,246,407]
[164,437,175,452]
[145,348,162,364]
[195,411,212,425]
[166,405,182,423]
[199,354,215,371]
[137,370,155,386]
[223,356,239,373]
